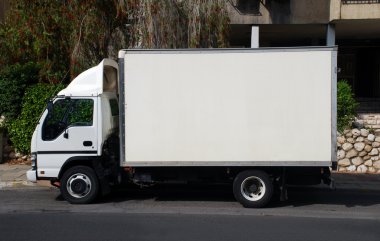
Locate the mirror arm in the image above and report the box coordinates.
[63,129,69,139]
[47,99,53,113]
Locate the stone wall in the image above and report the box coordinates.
[355,113,380,136]
[0,130,29,164]
[337,128,380,173]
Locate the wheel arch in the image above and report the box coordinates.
[229,167,282,179]
[58,156,99,179]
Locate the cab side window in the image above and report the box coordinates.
[109,99,119,116]
[67,99,93,126]
[42,99,94,141]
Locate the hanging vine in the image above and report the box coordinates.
[1,0,230,82]
[0,0,129,81]
[121,0,230,49]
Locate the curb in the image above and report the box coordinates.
[0,181,36,189]
[0,180,51,189]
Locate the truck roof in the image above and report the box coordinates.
[58,59,118,97]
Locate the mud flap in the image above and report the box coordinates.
[92,160,111,196]
[280,167,288,201]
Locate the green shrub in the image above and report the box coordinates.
[0,62,40,120]
[7,83,64,153]
[337,80,358,132]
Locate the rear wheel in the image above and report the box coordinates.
[233,170,273,208]
[60,166,99,204]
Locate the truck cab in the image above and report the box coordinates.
[27,59,119,203]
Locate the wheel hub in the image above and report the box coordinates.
[248,184,258,193]
[66,173,92,198]
[71,179,87,194]
[240,176,266,201]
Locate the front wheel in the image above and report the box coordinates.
[60,166,99,204]
[233,170,273,208]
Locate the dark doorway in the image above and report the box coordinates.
[338,46,380,113]
[356,48,380,98]
[338,47,380,98]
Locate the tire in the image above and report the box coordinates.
[60,165,99,204]
[233,170,273,208]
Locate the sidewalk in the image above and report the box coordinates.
[0,164,51,189]
[0,164,35,189]
[1,163,380,190]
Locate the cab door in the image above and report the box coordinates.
[36,97,98,178]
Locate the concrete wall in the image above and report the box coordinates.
[331,0,380,20]
[228,0,380,25]
[228,0,331,24]
[290,0,330,23]
[227,0,272,24]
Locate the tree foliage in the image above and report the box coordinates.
[7,83,65,153]
[0,62,40,120]
[0,0,129,82]
[337,80,358,132]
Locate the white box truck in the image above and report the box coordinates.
[27,47,337,208]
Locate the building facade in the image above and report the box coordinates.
[227,0,380,123]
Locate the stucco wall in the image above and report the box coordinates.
[330,0,380,20]
[340,2,380,19]
[228,0,380,25]
[290,0,330,23]
[228,0,331,24]
[227,0,272,24]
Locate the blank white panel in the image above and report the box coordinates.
[124,50,333,165]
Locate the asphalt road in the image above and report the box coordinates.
[1,212,379,241]
[0,183,379,241]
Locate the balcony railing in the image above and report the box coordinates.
[342,0,380,4]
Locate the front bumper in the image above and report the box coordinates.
[26,169,37,182]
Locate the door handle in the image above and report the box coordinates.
[83,141,93,147]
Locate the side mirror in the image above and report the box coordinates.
[64,129,69,139]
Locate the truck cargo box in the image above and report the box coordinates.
[119,47,337,167]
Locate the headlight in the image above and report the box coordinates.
[31,153,37,170]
